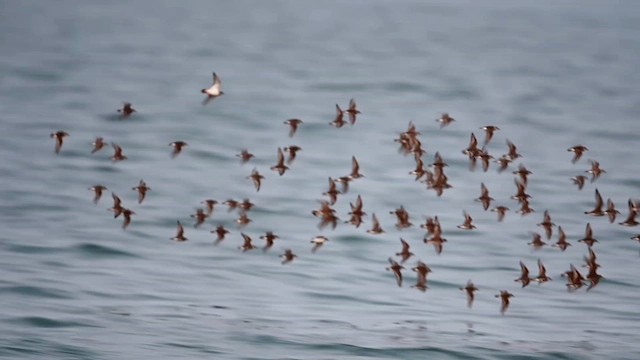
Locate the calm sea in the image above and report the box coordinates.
[2,1,640,359]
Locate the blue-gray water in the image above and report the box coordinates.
[2,1,640,359]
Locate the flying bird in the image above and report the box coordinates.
[201,72,224,105]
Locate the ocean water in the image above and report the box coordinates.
[2,1,640,359]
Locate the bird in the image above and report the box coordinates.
[109,193,123,218]
[475,183,494,211]
[50,131,69,154]
[495,156,513,173]
[238,198,254,212]
[284,119,303,137]
[201,199,218,216]
[110,143,127,162]
[515,261,531,287]
[223,199,239,212]
[386,257,404,287]
[584,189,605,216]
[247,168,264,192]
[528,232,547,250]
[567,145,588,164]
[88,185,107,204]
[211,225,229,245]
[190,208,207,228]
[171,221,188,242]
[578,223,598,247]
[562,264,586,291]
[270,147,289,176]
[310,236,329,253]
[366,213,385,234]
[586,266,604,291]
[121,208,135,229]
[323,177,341,205]
[345,194,366,228]
[534,259,552,283]
[236,149,254,163]
[553,226,571,251]
[495,290,514,315]
[283,145,302,165]
[117,102,136,118]
[91,137,106,154]
[605,199,621,223]
[505,140,522,160]
[132,179,151,204]
[390,206,412,229]
[460,280,478,308]
[201,72,223,105]
[513,164,532,186]
[586,160,606,182]
[348,156,364,179]
[260,231,279,252]
[424,233,447,255]
[235,211,252,227]
[436,113,455,128]
[571,175,588,190]
[619,198,639,226]
[457,210,476,230]
[312,201,339,230]
[239,233,256,252]
[396,238,414,263]
[344,98,361,125]
[480,125,500,145]
[536,210,555,239]
[169,141,188,158]
[491,206,509,222]
[330,104,346,128]
[280,249,297,265]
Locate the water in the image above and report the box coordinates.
[2,1,640,359]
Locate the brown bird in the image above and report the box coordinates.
[584,188,605,216]
[513,164,532,185]
[583,247,600,270]
[495,290,514,315]
[424,233,447,255]
[586,160,606,183]
[211,225,229,245]
[283,145,302,165]
[346,194,366,228]
[330,104,346,128]
[310,236,329,253]
[553,226,571,251]
[239,233,256,252]
[505,140,522,160]
[567,145,588,164]
[88,185,107,204]
[516,198,535,216]
[280,249,297,265]
[238,198,254,212]
[586,266,604,291]
[284,118,303,137]
[223,199,239,212]
[562,264,586,291]
[475,183,494,211]
[578,223,598,247]
[390,205,412,229]
[117,102,136,118]
[190,208,207,228]
[420,216,440,235]
[50,131,69,154]
[348,156,364,179]
[436,113,455,128]
[515,261,531,287]
[396,238,414,263]
[335,176,352,194]
[109,193,123,218]
[511,178,532,203]
[460,280,478,308]
[345,98,361,125]
[386,257,404,287]
[495,156,513,173]
[366,213,385,234]
[528,232,547,250]
[169,141,188,158]
[270,147,289,176]
[477,147,494,172]
[534,259,552,283]
[480,125,500,145]
[571,175,588,190]
[201,199,218,216]
[462,133,480,159]
[110,143,128,162]
[412,260,432,278]
[260,231,279,252]
[412,273,428,292]
[409,154,427,181]
[457,210,476,230]
[201,72,224,105]
[537,210,555,239]
[91,137,106,154]
[619,198,639,226]
[312,201,339,230]
[235,211,252,227]
[323,177,341,205]
[605,199,620,223]
[491,206,509,222]
[171,221,188,241]
[121,208,135,229]
[236,149,254,164]
[132,179,151,204]
[247,168,264,192]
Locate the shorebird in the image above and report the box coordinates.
[312,201,339,230]
[436,113,455,128]
[283,145,302,165]
[260,231,279,252]
[88,185,107,204]
[50,131,69,154]
[460,280,478,308]
[584,189,605,216]
[513,164,532,185]
[568,145,588,164]
[201,72,223,105]
[323,177,341,205]
[91,137,106,154]
[109,193,123,218]
[344,98,361,125]
[348,156,364,179]
[310,236,329,253]
[396,238,414,263]
[171,221,188,242]
[284,119,303,137]
[586,266,604,291]
[390,205,412,229]
[424,233,447,255]
[247,168,264,192]
[239,233,255,252]
[528,232,547,250]
[534,259,552,283]
[117,102,136,118]
[495,290,514,315]
[211,225,229,245]
[223,199,238,212]
[537,210,555,239]
[505,140,522,160]
[553,226,571,251]
[280,249,297,265]
[330,104,346,128]
[480,125,500,145]
[578,223,598,247]
[190,208,207,228]
[169,141,188,158]
[121,209,135,229]
[605,199,620,223]
[386,257,404,287]
[586,160,606,182]
[235,211,252,227]
[491,206,509,222]
[110,143,127,162]
[571,175,588,190]
[236,149,254,163]
[457,210,476,230]
[366,213,385,234]
[270,147,289,176]
[132,179,151,204]
[619,199,639,226]
[475,183,494,211]
[345,194,366,228]
[495,156,512,173]
[515,261,531,287]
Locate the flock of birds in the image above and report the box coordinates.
[48,72,640,315]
